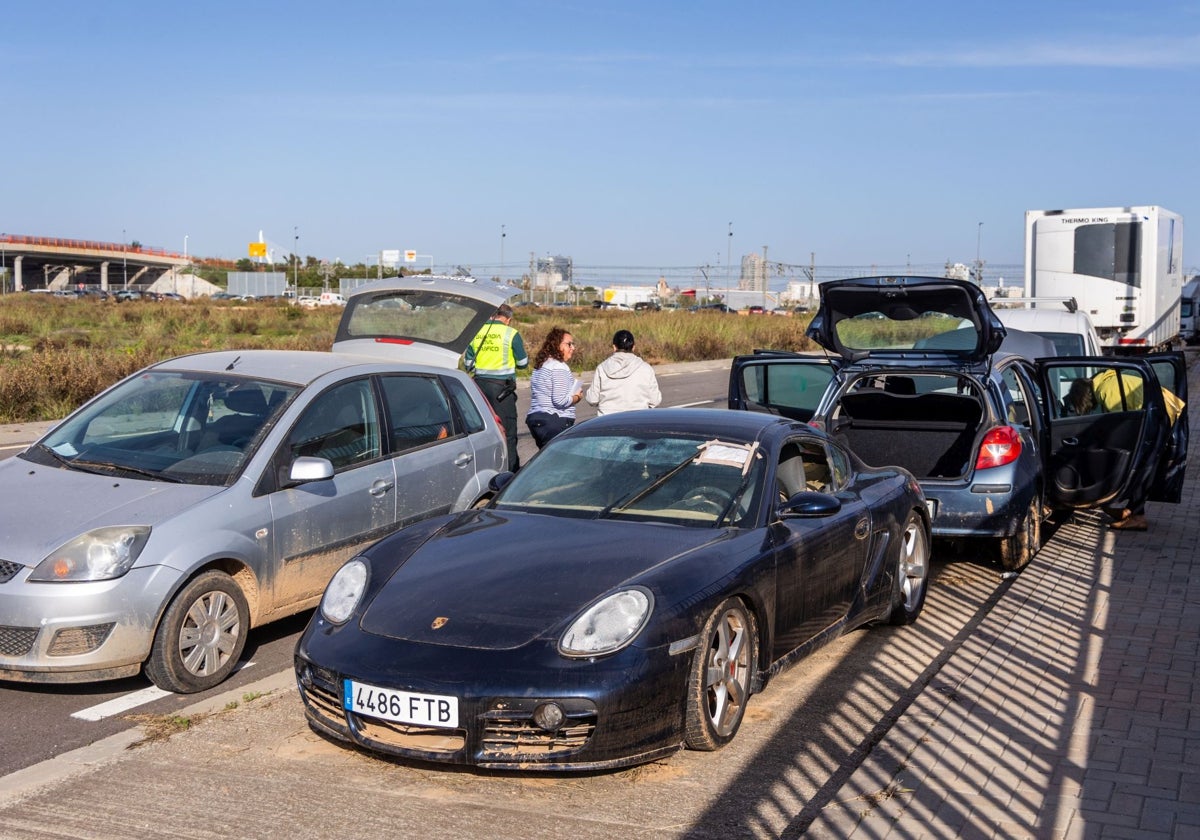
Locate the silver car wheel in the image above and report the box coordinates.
[179,590,240,676]
[684,598,758,750]
[890,511,930,625]
[145,570,249,694]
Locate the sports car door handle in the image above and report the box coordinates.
[369,479,395,497]
[454,453,474,467]
[854,518,870,540]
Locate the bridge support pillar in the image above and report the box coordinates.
[100,261,109,291]
[13,255,23,292]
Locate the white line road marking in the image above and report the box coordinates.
[71,661,255,721]
[71,687,171,721]
[674,399,718,408]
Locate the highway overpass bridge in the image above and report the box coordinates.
[0,234,191,292]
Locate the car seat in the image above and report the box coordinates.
[202,387,269,450]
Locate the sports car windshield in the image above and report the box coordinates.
[24,371,297,486]
[493,433,763,527]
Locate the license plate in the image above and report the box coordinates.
[344,679,459,728]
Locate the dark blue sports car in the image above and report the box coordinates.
[294,408,931,771]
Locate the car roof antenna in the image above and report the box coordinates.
[225,355,241,371]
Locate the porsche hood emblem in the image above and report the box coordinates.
[431,616,449,630]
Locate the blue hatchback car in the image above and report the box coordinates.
[729,276,1188,570]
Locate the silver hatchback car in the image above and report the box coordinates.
[0,276,514,692]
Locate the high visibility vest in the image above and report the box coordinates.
[470,322,519,376]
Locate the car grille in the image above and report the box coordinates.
[0,560,23,584]
[357,718,466,754]
[480,716,596,758]
[0,626,38,657]
[297,665,347,730]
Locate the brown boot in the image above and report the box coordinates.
[1110,514,1148,531]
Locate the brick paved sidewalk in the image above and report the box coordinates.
[804,361,1200,839]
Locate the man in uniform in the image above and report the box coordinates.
[464,303,528,471]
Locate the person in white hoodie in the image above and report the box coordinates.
[585,329,662,416]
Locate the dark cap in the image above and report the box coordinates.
[612,329,635,351]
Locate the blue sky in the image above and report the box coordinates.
[4,1,1198,281]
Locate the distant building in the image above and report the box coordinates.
[739,253,768,292]
[535,255,573,291]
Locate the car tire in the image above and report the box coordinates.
[684,597,758,751]
[889,511,931,625]
[998,494,1042,572]
[144,570,249,694]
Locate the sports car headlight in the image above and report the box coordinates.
[320,558,369,625]
[29,526,152,582]
[560,588,653,657]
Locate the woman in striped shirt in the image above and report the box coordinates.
[525,327,583,450]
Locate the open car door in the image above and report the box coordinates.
[1036,352,1187,511]
[728,351,838,424]
[1145,353,1189,503]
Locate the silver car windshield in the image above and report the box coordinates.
[493,433,762,527]
[30,371,298,486]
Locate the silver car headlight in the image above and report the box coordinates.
[560,588,653,657]
[29,526,152,582]
[320,558,369,625]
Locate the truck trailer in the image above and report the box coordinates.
[1024,206,1184,353]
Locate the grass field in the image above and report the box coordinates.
[0,296,815,423]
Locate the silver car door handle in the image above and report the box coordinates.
[454,453,474,467]
[1062,437,1079,446]
[369,479,395,497]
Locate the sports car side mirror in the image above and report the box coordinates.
[779,491,842,517]
[489,471,516,494]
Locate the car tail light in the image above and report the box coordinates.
[974,425,1022,470]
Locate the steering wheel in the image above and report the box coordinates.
[678,486,732,516]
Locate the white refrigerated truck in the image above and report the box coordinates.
[1024,206,1184,353]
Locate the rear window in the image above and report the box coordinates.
[338,291,494,349]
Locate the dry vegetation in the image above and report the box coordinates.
[0,296,816,423]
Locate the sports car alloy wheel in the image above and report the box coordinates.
[144,570,249,693]
[889,511,930,625]
[685,597,758,751]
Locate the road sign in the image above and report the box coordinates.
[248,242,267,258]
[404,250,417,263]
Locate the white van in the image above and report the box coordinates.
[317,292,347,307]
[994,299,1104,356]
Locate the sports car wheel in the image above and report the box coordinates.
[144,571,249,694]
[684,597,758,751]
[889,511,930,625]
[998,494,1041,572]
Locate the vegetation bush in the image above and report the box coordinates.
[0,297,815,423]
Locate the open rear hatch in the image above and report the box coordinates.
[332,275,520,368]
[806,275,1006,365]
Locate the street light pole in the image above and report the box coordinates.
[726,222,733,285]
[500,224,506,281]
[293,226,299,291]
[122,228,127,288]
